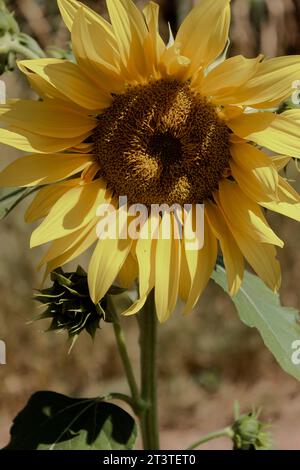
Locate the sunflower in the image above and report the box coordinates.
[0,0,299,322]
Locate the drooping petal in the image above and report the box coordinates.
[175,0,231,76]
[233,235,282,292]
[44,220,98,275]
[0,153,94,187]
[30,179,108,246]
[19,59,111,110]
[123,214,159,316]
[230,142,278,201]
[123,222,157,316]
[18,62,71,103]
[154,212,181,322]
[206,201,244,296]
[88,212,132,304]
[214,194,281,291]
[39,217,98,267]
[217,180,284,247]
[261,176,300,222]
[270,155,291,171]
[179,239,191,302]
[215,56,300,108]
[25,179,80,222]
[118,250,138,288]
[182,212,217,315]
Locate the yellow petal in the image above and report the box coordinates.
[215,56,300,108]
[230,142,278,201]
[261,176,300,222]
[217,180,284,247]
[58,0,114,39]
[175,0,230,76]
[19,59,111,110]
[178,239,191,302]
[206,201,244,296]
[106,0,148,79]
[201,55,262,97]
[88,235,132,304]
[155,212,181,322]
[214,195,281,291]
[118,251,138,288]
[0,127,88,153]
[25,179,80,222]
[246,110,300,158]
[182,212,217,315]
[71,8,124,94]
[44,220,98,275]
[0,153,93,187]
[228,111,275,138]
[270,155,291,171]
[143,2,165,75]
[159,46,191,79]
[39,217,98,266]
[31,179,108,246]
[0,99,95,137]
[18,62,71,103]
[123,217,157,316]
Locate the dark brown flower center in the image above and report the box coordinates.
[93,79,231,206]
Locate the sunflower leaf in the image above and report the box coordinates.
[212,264,300,381]
[4,391,137,450]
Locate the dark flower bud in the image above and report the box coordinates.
[34,267,122,349]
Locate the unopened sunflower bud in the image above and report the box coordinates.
[0,4,19,37]
[34,267,117,346]
[231,410,272,450]
[0,1,20,74]
[0,2,45,74]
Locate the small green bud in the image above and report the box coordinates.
[0,5,19,37]
[34,267,117,348]
[231,410,272,450]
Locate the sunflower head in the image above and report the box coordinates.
[94,78,231,206]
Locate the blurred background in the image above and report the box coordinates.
[0,0,300,450]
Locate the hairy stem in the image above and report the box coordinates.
[186,427,234,450]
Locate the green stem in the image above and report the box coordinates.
[138,290,160,450]
[112,315,140,410]
[186,427,234,450]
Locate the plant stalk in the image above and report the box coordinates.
[186,427,234,450]
[112,317,140,410]
[138,290,160,450]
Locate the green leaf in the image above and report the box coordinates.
[4,391,137,450]
[212,265,300,381]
